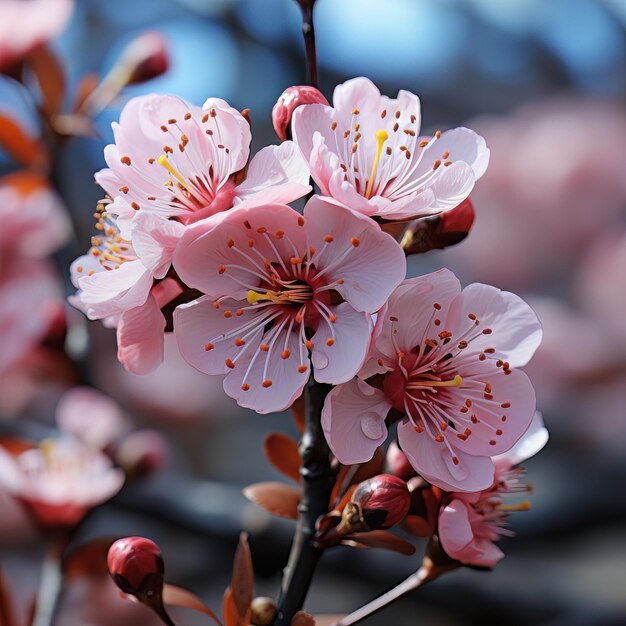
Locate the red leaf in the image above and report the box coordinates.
[342,531,416,556]
[73,72,99,111]
[222,588,238,626]
[0,114,46,167]
[264,432,301,483]
[25,45,65,117]
[230,533,254,625]
[291,393,305,434]
[163,584,222,625]
[0,436,34,457]
[243,482,301,520]
[0,566,17,626]
[292,611,316,626]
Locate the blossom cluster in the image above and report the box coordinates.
[69,76,543,561]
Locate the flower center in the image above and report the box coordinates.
[246,281,314,306]
[364,129,389,198]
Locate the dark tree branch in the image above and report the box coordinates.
[295,0,319,88]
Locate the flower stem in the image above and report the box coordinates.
[274,377,334,625]
[333,561,439,626]
[31,536,69,626]
[294,0,319,88]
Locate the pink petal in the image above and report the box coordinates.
[130,212,184,277]
[446,283,543,367]
[77,260,153,319]
[303,196,406,312]
[311,303,372,384]
[174,295,263,376]
[173,204,306,296]
[332,76,384,115]
[116,295,166,374]
[438,499,474,555]
[494,411,548,469]
[321,378,391,465]
[235,141,311,206]
[451,368,536,457]
[222,326,309,414]
[397,419,495,492]
[429,161,476,212]
[423,127,489,180]
[291,103,337,172]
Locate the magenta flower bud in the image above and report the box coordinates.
[349,474,411,531]
[107,537,165,599]
[118,31,169,85]
[272,85,328,141]
[385,442,416,480]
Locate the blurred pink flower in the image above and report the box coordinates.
[95,94,311,238]
[173,197,406,413]
[439,412,548,567]
[0,0,74,71]
[0,174,69,374]
[56,386,128,450]
[0,437,124,528]
[322,269,541,492]
[443,98,626,289]
[292,76,489,221]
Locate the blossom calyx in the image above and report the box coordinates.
[107,536,165,599]
[340,474,410,533]
[272,85,328,141]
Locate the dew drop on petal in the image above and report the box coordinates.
[360,413,385,440]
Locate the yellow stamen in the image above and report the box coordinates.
[498,501,531,513]
[365,129,389,198]
[409,375,463,388]
[247,290,279,304]
[157,154,187,188]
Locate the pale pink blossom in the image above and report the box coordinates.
[173,197,407,413]
[439,412,548,567]
[56,387,128,450]
[0,437,124,527]
[291,76,489,221]
[322,269,541,492]
[0,0,74,70]
[95,94,311,238]
[69,204,184,373]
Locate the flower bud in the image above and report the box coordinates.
[341,474,410,533]
[250,596,277,626]
[107,537,165,599]
[118,32,169,85]
[272,85,328,141]
[115,429,168,479]
[384,442,416,480]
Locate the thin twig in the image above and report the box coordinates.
[295,0,319,88]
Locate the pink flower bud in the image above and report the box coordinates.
[115,429,168,479]
[350,474,411,530]
[107,537,164,598]
[384,441,416,480]
[272,85,328,141]
[435,198,475,247]
[118,32,169,85]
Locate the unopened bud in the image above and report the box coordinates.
[340,474,410,533]
[272,85,328,141]
[119,32,169,85]
[250,596,277,626]
[107,537,164,600]
[385,442,416,480]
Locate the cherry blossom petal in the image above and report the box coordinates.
[304,196,406,312]
[77,260,153,319]
[322,378,391,465]
[494,411,548,469]
[174,296,264,376]
[130,212,184,278]
[235,141,311,206]
[446,283,543,367]
[291,104,338,169]
[222,327,309,414]
[117,295,166,374]
[174,203,306,296]
[398,419,495,492]
[311,303,372,384]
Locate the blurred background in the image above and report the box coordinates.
[1,0,625,624]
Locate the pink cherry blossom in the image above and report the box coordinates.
[95,94,311,238]
[69,202,184,373]
[322,269,541,492]
[173,197,407,413]
[291,76,489,221]
[439,412,548,567]
[0,437,124,528]
[0,0,74,71]
[56,387,128,450]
